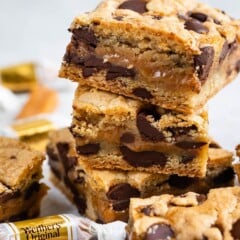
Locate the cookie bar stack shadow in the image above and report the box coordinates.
[53,0,240,223]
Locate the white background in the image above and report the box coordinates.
[0,0,240,218]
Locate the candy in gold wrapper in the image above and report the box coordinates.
[0,62,37,92]
[0,214,126,240]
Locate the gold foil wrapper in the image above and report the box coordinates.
[11,118,55,151]
[0,63,37,92]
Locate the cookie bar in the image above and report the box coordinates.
[127,187,240,240]
[0,137,48,222]
[47,128,234,223]
[59,0,240,113]
[71,86,209,177]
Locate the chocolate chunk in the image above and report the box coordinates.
[120,132,135,143]
[24,182,40,200]
[57,142,77,171]
[73,195,87,215]
[72,27,98,48]
[209,142,221,149]
[231,219,240,239]
[46,145,59,162]
[107,183,140,211]
[213,167,235,186]
[132,87,153,99]
[120,146,167,167]
[141,205,153,216]
[145,223,175,240]
[76,143,100,155]
[114,16,124,21]
[196,194,207,204]
[118,0,147,14]
[82,67,98,78]
[219,41,229,63]
[181,155,195,164]
[236,60,240,72]
[168,175,194,189]
[194,46,215,83]
[106,65,136,80]
[184,19,209,34]
[84,55,107,68]
[137,111,164,142]
[152,15,162,20]
[0,190,20,203]
[176,141,207,149]
[228,40,238,55]
[214,19,221,25]
[167,126,197,137]
[189,12,208,22]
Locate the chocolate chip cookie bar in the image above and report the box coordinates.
[47,128,234,223]
[59,0,240,113]
[127,186,240,240]
[71,85,209,177]
[0,137,48,222]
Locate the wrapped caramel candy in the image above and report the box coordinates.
[0,63,37,92]
[0,214,126,240]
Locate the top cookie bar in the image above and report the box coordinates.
[60,0,240,113]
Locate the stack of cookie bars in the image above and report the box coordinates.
[50,0,240,223]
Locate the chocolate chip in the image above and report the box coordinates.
[114,16,124,21]
[209,142,221,149]
[231,219,240,239]
[194,46,215,83]
[137,111,164,142]
[213,19,221,25]
[106,65,136,80]
[189,12,208,22]
[181,155,195,164]
[82,67,98,78]
[120,146,167,167]
[76,143,100,155]
[228,40,238,55]
[196,194,207,204]
[176,141,207,149]
[118,0,147,14]
[167,126,197,138]
[24,182,40,200]
[213,167,235,186]
[236,60,240,72]
[72,27,98,48]
[73,195,87,215]
[132,87,153,99]
[120,132,135,143]
[0,190,20,203]
[10,155,16,160]
[184,19,209,34]
[141,205,153,216]
[219,41,229,63]
[107,183,140,211]
[46,145,59,162]
[145,223,175,240]
[168,175,194,189]
[152,15,162,20]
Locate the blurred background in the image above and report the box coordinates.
[0,0,239,215]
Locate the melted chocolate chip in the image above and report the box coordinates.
[120,132,135,143]
[209,142,221,149]
[194,46,215,83]
[184,19,209,34]
[137,111,164,142]
[219,41,229,63]
[107,183,140,211]
[132,87,153,99]
[141,205,153,216]
[196,194,207,204]
[231,219,240,239]
[189,12,208,22]
[214,19,221,25]
[106,65,136,80]
[145,223,175,240]
[181,155,195,164]
[228,40,238,55]
[213,167,235,186]
[24,182,40,200]
[46,145,59,162]
[50,164,62,180]
[236,60,240,72]
[118,0,147,14]
[168,175,194,189]
[72,27,98,48]
[0,190,20,203]
[76,143,100,155]
[176,141,207,149]
[114,16,124,21]
[120,146,167,167]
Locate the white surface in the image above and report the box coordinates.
[0,0,240,232]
